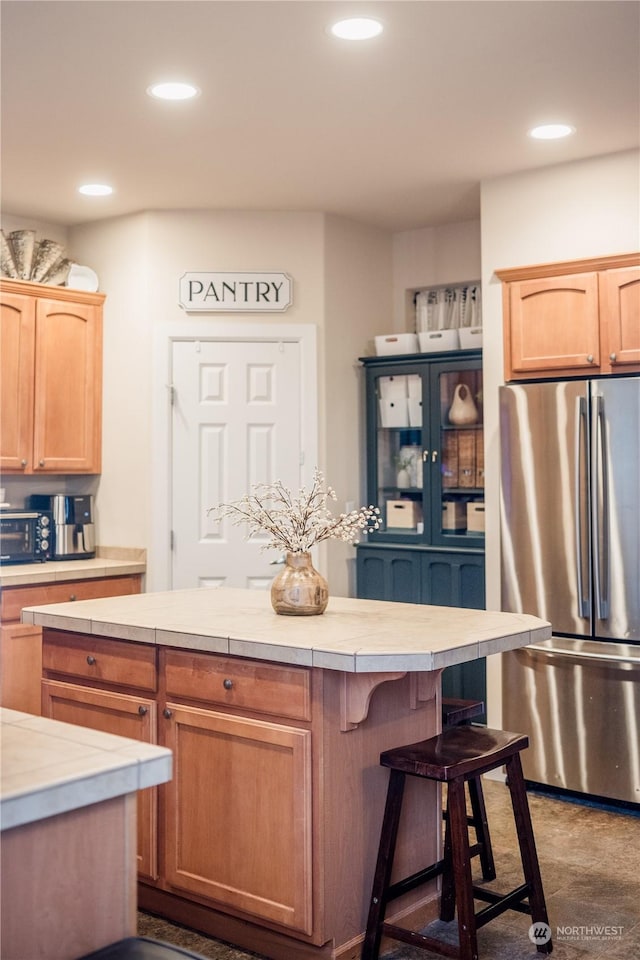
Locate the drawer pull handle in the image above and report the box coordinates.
[138,705,148,716]
[223,678,234,690]
[86,655,96,665]
[163,708,172,719]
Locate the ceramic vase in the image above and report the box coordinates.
[448,383,479,426]
[271,551,329,616]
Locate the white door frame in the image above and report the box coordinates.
[151,321,318,592]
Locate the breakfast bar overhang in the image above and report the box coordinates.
[22,588,551,960]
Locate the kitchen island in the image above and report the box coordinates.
[1,706,172,960]
[22,588,550,960]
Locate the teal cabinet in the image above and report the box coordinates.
[357,350,486,713]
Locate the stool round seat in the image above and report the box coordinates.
[381,726,529,782]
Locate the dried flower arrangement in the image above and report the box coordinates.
[209,469,380,554]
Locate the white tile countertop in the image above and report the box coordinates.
[0,707,172,832]
[21,586,551,673]
[0,555,146,587]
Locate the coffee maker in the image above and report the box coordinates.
[27,494,96,560]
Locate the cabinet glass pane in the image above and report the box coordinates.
[439,368,484,540]
[375,373,423,537]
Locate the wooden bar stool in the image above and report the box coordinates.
[361,726,552,960]
[441,698,495,883]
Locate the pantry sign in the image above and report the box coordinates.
[179,272,292,312]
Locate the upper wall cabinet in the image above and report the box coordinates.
[0,279,105,474]
[497,253,640,381]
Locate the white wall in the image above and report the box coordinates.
[323,215,393,595]
[480,148,640,728]
[69,209,390,591]
[392,220,481,329]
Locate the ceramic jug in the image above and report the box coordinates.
[448,383,478,426]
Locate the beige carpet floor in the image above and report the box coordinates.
[138,779,640,960]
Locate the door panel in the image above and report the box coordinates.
[171,339,302,589]
[591,378,640,641]
[162,702,313,933]
[500,381,590,635]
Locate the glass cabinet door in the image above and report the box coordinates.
[435,364,484,546]
[373,370,425,541]
[365,354,484,548]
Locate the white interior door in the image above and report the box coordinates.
[171,338,303,589]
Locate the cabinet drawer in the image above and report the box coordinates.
[43,631,156,692]
[163,649,311,722]
[1,574,142,623]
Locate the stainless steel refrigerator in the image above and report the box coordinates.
[500,377,640,804]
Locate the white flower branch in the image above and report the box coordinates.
[209,469,380,554]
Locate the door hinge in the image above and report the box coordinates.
[170,530,174,551]
[169,384,176,406]
[299,450,305,466]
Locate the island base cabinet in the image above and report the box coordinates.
[160,703,313,935]
[41,679,159,881]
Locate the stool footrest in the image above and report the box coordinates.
[387,858,445,902]
[381,923,460,959]
[473,883,532,928]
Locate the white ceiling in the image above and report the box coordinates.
[2,0,639,232]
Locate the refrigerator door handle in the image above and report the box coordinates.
[592,394,610,621]
[526,643,639,666]
[575,396,590,618]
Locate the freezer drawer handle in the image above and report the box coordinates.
[526,643,639,666]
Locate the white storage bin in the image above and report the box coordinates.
[459,327,483,349]
[378,375,408,399]
[407,375,421,398]
[378,398,409,428]
[408,398,422,427]
[375,333,419,356]
[418,330,460,352]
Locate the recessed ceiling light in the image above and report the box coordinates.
[147,81,199,101]
[529,123,575,140]
[78,184,113,197]
[329,17,383,40]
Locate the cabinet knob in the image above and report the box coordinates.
[422,450,429,462]
[610,352,617,362]
[86,655,96,665]
[223,678,234,690]
[432,450,438,463]
[69,594,77,602]
[138,705,148,716]
[163,708,172,719]
[587,354,594,363]
[39,459,45,467]
[21,459,27,468]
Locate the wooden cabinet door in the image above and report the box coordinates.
[600,266,640,372]
[505,272,601,379]
[42,679,159,881]
[0,290,35,472]
[161,701,313,935]
[33,297,103,473]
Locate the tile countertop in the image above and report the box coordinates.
[21,586,551,673]
[0,707,172,832]
[0,555,146,587]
